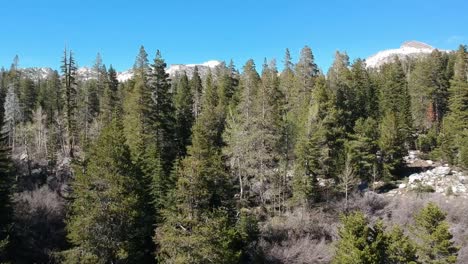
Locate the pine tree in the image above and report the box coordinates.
[332,212,388,264]
[0,89,13,262]
[379,58,413,142]
[349,59,378,120]
[100,65,120,124]
[379,112,406,179]
[190,66,203,119]
[409,50,450,131]
[279,48,296,178]
[328,51,355,132]
[148,50,176,174]
[258,59,283,213]
[346,117,379,182]
[378,59,412,177]
[291,46,319,141]
[224,59,282,210]
[386,225,418,264]
[123,46,150,163]
[122,47,160,262]
[413,202,459,264]
[40,70,62,123]
[62,118,145,263]
[156,61,239,263]
[61,48,78,158]
[439,45,468,167]
[19,77,37,122]
[173,72,193,157]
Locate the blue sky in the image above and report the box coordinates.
[1,0,467,72]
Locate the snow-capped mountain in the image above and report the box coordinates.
[76,67,98,81]
[365,41,447,68]
[16,60,222,83]
[20,67,55,80]
[117,60,221,82]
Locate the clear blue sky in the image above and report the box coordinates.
[1,0,467,72]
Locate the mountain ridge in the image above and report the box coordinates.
[365,40,449,68]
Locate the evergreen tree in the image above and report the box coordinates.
[148,50,176,174]
[378,112,406,179]
[123,46,151,163]
[378,59,412,177]
[291,46,319,140]
[258,59,283,213]
[279,48,296,177]
[61,48,78,158]
[122,46,160,262]
[173,72,193,157]
[332,212,388,264]
[413,203,458,264]
[19,77,37,122]
[350,59,378,120]
[439,45,468,167]
[386,225,418,264]
[224,59,282,209]
[100,65,120,124]
[157,62,239,263]
[408,50,450,131]
[379,58,413,142]
[40,70,62,123]
[328,51,355,132]
[190,66,203,119]
[62,118,145,263]
[0,89,13,262]
[346,117,379,182]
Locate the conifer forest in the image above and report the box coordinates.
[0,43,467,263]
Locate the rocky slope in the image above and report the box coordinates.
[387,151,468,197]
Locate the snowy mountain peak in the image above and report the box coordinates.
[19,67,55,80]
[400,41,434,50]
[365,41,443,68]
[117,60,221,82]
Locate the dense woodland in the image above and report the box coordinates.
[0,44,466,263]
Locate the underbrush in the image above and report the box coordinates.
[257,192,468,263]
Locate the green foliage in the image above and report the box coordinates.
[346,117,379,182]
[333,213,420,264]
[100,65,120,124]
[379,58,413,143]
[19,77,37,122]
[332,212,388,264]
[63,119,145,263]
[148,50,176,173]
[439,45,468,167]
[61,48,78,158]
[157,64,238,262]
[413,202,459,264]
[378,112,406,179]
[224,59,283,209]
[0,112,12,262]
[408,50,450,131]
[417,127,438,152]
[386,225,418,264]
[173,72,193,157]
[190,66,203,119]
[157,210,241,264]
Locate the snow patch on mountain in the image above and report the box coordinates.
[116,60,221,82]
[365,41,448,68]
[20,67,54,80]
[116,70,134,82]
